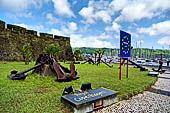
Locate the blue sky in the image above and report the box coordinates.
[0,0,170,49]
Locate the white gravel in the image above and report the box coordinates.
[93,71,170,113]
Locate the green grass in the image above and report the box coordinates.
[0,61,156,113]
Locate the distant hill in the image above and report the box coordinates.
[72,47,119,56]
[73,47,170,59]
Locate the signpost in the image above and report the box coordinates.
[119,30,131,80]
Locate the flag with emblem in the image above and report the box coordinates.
[120,30,131,57]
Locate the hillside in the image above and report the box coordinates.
[73,47,170,59]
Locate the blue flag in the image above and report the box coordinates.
[120,30,131,57]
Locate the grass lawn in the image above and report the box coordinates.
[0,61,156,113]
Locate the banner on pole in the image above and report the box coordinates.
[120,30,131,58]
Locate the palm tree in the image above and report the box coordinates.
[98,49,103,60]
[96,49,103,65]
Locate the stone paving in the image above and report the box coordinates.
[93,71,170,113]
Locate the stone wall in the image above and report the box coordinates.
[0,20,74,61]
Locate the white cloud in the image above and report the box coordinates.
[15,24,28,28]
[115,2,153,22]
[105,21,121,32]
[79,24,90,33]
[97,33,113,39]
[79,0,170,23]
[109,0,129,13]
[48,26,115,48]
[48,28,65,36]
[88,0,110,10]
[4,12,33,21]
[79,7,94,18]
[46,28,116,48]
[70,34,115,48]
[61,22,78,34]
[94,10,111,23]
[133,33,140,38]
[79,7,95,24]
[48,22,77,36]
[30,25,44,31]
[111,22,121,32]
[15,24,44,31]
[115,0,170,22]
[158,36,170,45]
[79,0,112,24]
[0,0,44,11]
[68,22,77,32]
[52,0,75,17]
[46,13,60,25]
[138,20,170,36]
[16,12,33,18]
[114,34,120,39]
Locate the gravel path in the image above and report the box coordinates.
[93,71,170,113]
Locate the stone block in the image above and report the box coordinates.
[26,30,37,36]
[148,72,159,76]
[40,33,53,39]
[0,20,5,31]
[18,26,26,34]
[6,24,26,33]
[41,64,55,76]
[7,24,13,30]
[54,35,65,40]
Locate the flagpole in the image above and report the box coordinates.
[119,58,122,80]
[126,58,128,78]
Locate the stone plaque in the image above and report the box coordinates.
[61,88,118,113]
[148,72,159,76]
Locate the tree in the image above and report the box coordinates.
[97,49,103,59]
[93,49,103,65]
[21,43,32,65]
[74,49,84,61]
[44,44,61,58]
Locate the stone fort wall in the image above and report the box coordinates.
[0,20,74,61]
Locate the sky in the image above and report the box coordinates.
[0,0,170,49]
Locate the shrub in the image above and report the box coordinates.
[21,43,32,65]
[44,44,61,58]
[74,49,84,61]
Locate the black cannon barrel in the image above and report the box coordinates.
[16,63,42,75]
